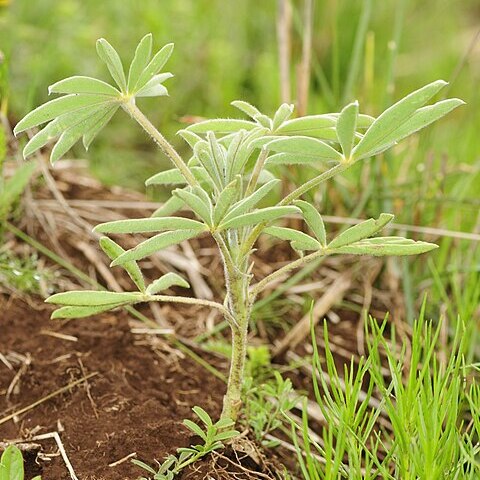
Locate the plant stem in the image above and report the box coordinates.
[220,270,251,421]
[250,247,329,298]
[150,294,236,326]
[122,100,199,188]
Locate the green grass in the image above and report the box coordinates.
[290,307,479,479]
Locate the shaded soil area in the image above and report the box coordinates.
[0,295,244,479]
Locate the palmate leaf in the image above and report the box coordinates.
[146,272,190,295]
[151,195,185,218]
[14,94,116,135]
[332,237,438,256]
[231,100,262,119]
[15,34,173,163]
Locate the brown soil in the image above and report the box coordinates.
[0,295,280,479]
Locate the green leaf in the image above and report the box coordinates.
[353,80,448,159]
[111,229,202,266]
[192,406,213,427]
[231,100,262,120]
[293,200,327,246]
[369,98,464,155]
[223,179,280,222]
[183,419,207,441]
[193,142,222,189]
[0,445,24,480]
[275,114,337,136]
[96,38,127,92]
[146,166,208,186]
[151,195,184,217]
[333,237,438,256]
[146,272,190,295]
[136,73,172,97]
[50,107,114,163]
[186,119,256,134]
[214,430,239,442]
[23,107,100,158]
[219,206,300,230]
[128,33,153,91]
[207,131,226,179]
[265,152,327,166]
[82,104,119,150]
[0,162,37,219]
[51,303,128,319]
[264,226,321,250]
[48,76,119,96]
[272,103,294,130]
[173,188,213,225]
[134,43,174,93]
[328,213,394,248]
[14,94,113,134]
[225,130,245,180]
[264,136,343,163]
[336,101,358,159]
[99,237,146,292]
[213,178,239,225]
[95,217,206,234]
[46,290,142,306]
[178,129,204,149]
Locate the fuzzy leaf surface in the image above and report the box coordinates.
[112,229,202,265]
[328,214,394,248]
[47,290,142,306]
[146,272,190,295]
[95,217,206,234]
[219,206,299,230]
[293,200,327,246]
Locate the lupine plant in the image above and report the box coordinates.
[14,34,463,422]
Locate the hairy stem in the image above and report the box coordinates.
[250,247,329,299]
[220,271,251,421]
[122,100,199,188]
[150,294,236,326]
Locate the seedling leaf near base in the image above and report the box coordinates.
[0,445,24,480]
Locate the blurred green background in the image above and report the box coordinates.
[0,0,478,343]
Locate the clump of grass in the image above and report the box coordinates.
[291,305,479,479]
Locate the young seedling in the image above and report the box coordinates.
[15,34,463,422]
[133,406,238,479]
